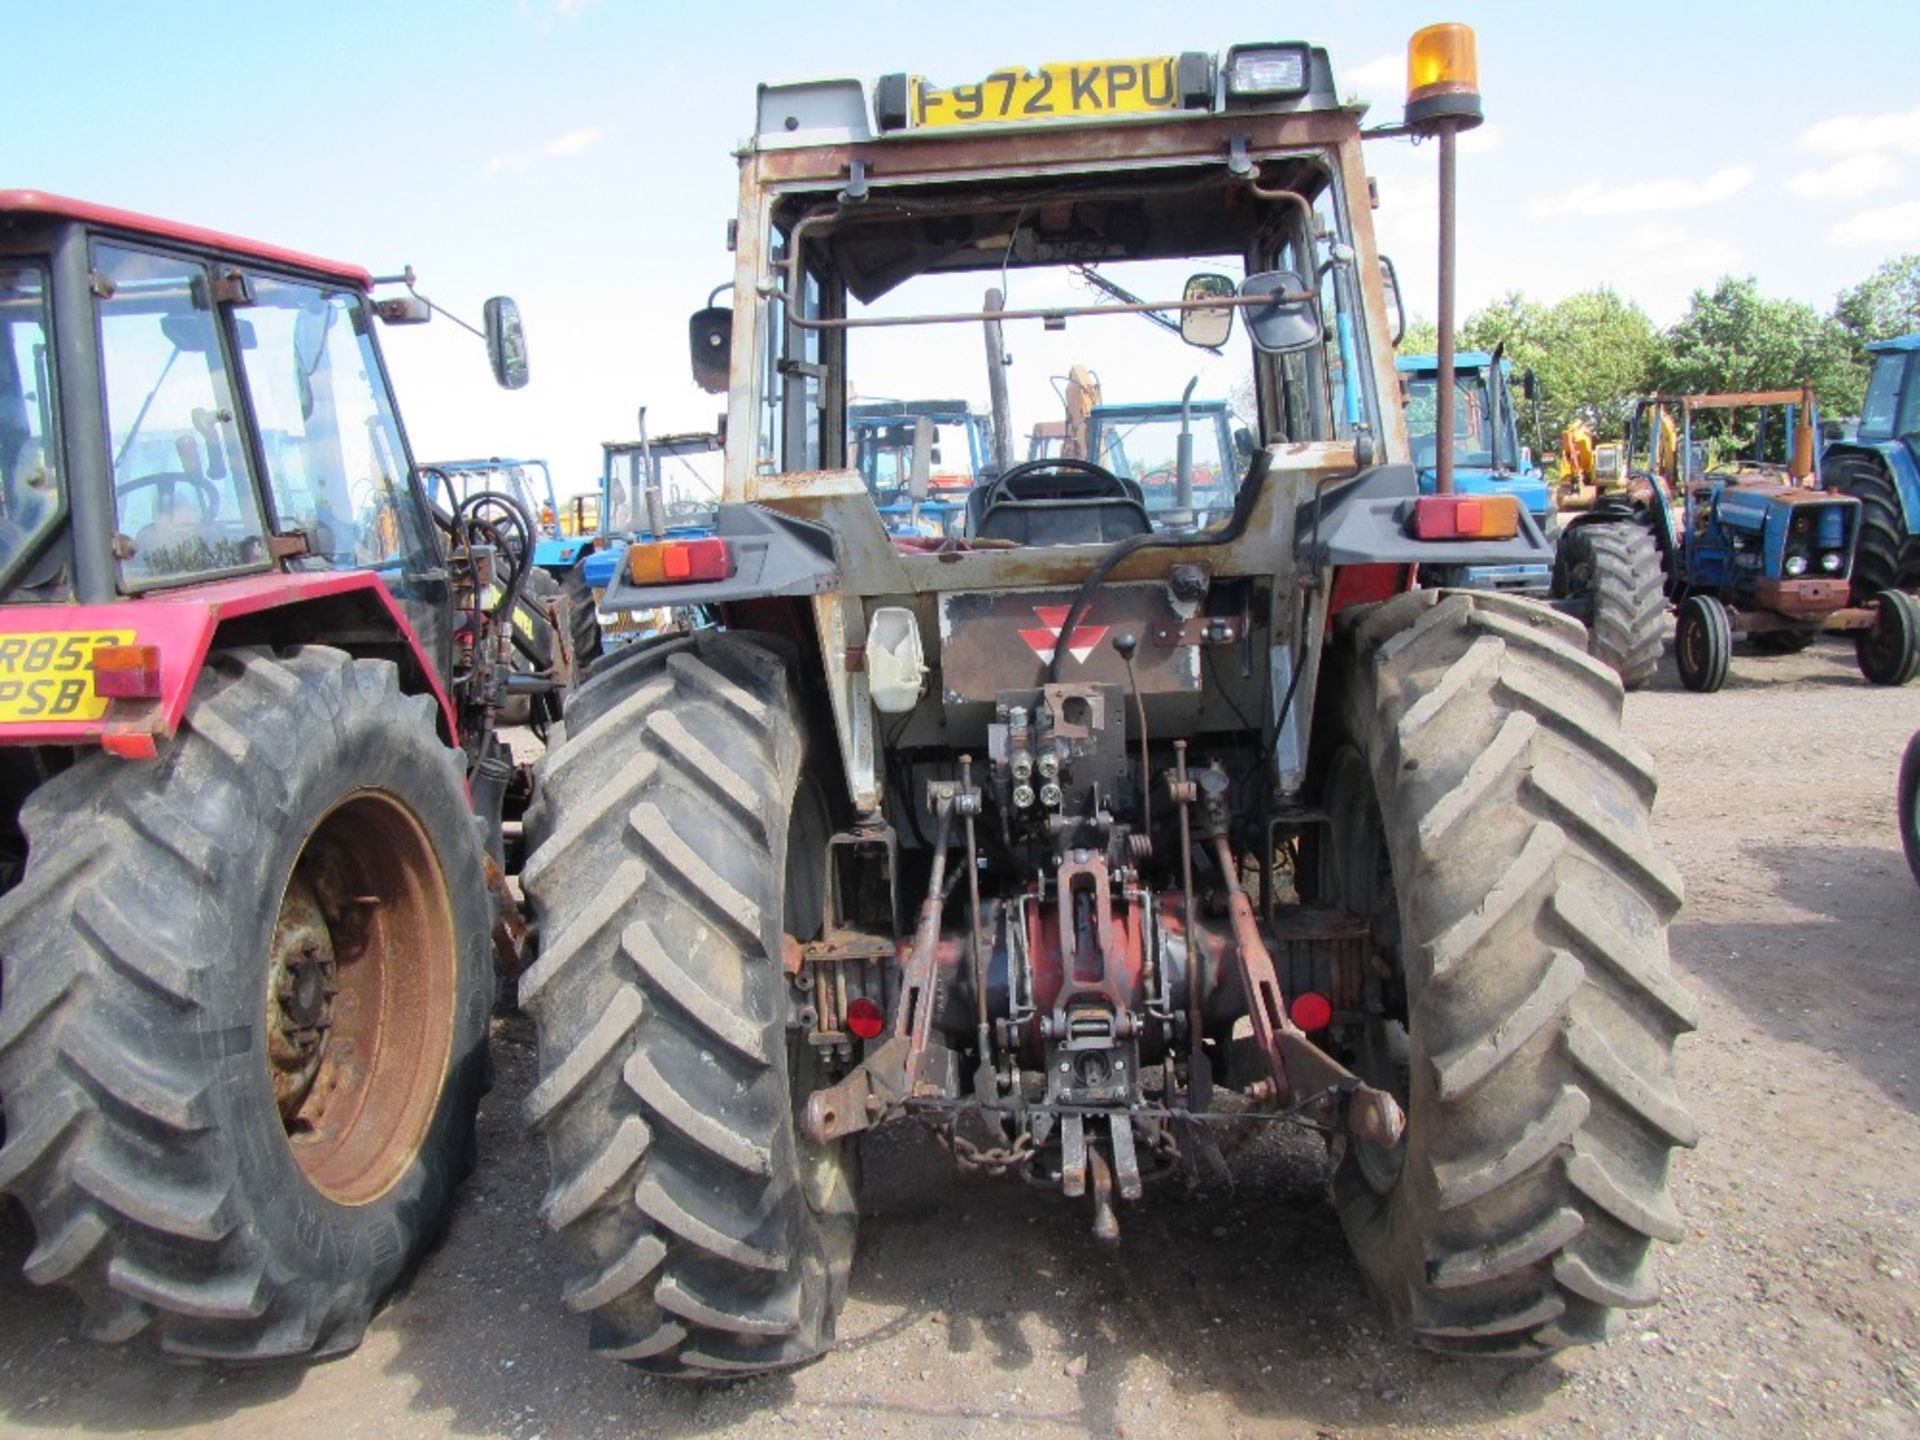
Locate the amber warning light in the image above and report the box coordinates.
[1404,22,1482,132]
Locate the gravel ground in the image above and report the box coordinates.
[0,638,1913,1439]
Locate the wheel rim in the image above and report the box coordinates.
[1679,610,1704,678]
[1860,601,1908,680]
[1319,746,1408,1194]
[267,790,457,1207]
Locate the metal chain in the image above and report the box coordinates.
[922,1119,1036,1174]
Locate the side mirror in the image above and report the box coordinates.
[1378,256,1406,346]
[1179,273,1236,350]
[690,306,731,394]
[1233,425,1256,460]
[1240,271,1319,354]
[908,416,933,503]
[483,297,529,390]
[1522,368,1538,402]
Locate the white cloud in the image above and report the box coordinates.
[1797,104,1920,158]
[1828,200,1920,248]
[1784,153,1906,202]
[1619,221,1743,274]
[1531,164,1755,218]
[1340,51,1401,102]
[515,0,604,32]
[1460,122,1504,157]
[489,126,608,174]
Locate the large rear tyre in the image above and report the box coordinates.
[560,557,604,676]
[1900,731,1920,887]
[1674,595,1731,693]
[1550,521,1666,690]
[1827,451,1918,600]
[520,631,856,1378]
[1312,590,1697,1355]
[506,567,603,726]
[0,647,493,1359]
[1856,589,1920,687]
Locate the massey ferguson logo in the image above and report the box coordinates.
[1017,605,1109,664]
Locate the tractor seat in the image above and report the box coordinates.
[967,460,1151,546]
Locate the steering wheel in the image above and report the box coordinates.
[973,457,1138,510]
[116,470,220,521]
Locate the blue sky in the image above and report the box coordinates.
[8,0,1918,499]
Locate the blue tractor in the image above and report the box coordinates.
[849,399,991,537]
[580,420,723,643]
[1399,351,1667,687]
[1085,392,1248,530]
[1626,388,1920,691]
[1822,333,1920,599]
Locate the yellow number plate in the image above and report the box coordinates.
[0,631,133,723]
[909,58,1183,129]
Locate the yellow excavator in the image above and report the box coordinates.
[1555,410,1675,511]
[1026,364,1101,461]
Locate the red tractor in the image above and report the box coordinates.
[0,191,543,1358]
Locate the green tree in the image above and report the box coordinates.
[1454,287,1660,442]
[1397,317,1439,353]
[1835,252,1920,346]
[1654,276,1868,419]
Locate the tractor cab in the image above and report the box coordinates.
[0,190,519,743]
[581,423,723,632]
[1084,395,1244,530]
[849,398,990,536]
[1396,350,1553,592]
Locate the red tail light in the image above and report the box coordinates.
[91,643,162,699]
[1291,991,1332,1031]
[1408,493,1520,540]
[846,997,886,1040]
[627,537,732,585]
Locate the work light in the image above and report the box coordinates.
[1224,44,1311,99]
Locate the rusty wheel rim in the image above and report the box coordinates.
[1679,611,1705,679]
[267,790,457,1207]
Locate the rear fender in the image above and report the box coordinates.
[0,571,455,759]
[1827,440,1920,532]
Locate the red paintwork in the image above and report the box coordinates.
[0,571,455,752]
[1325,563,1415,623]
[0,190,374,291]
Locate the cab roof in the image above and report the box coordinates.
[750,45,1341,151]
[0,189,375,291]
[1395,351,1502,374]
[1868,334,1920,354]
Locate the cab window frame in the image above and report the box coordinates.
[90,238,274,595]
[0,258,69,597]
